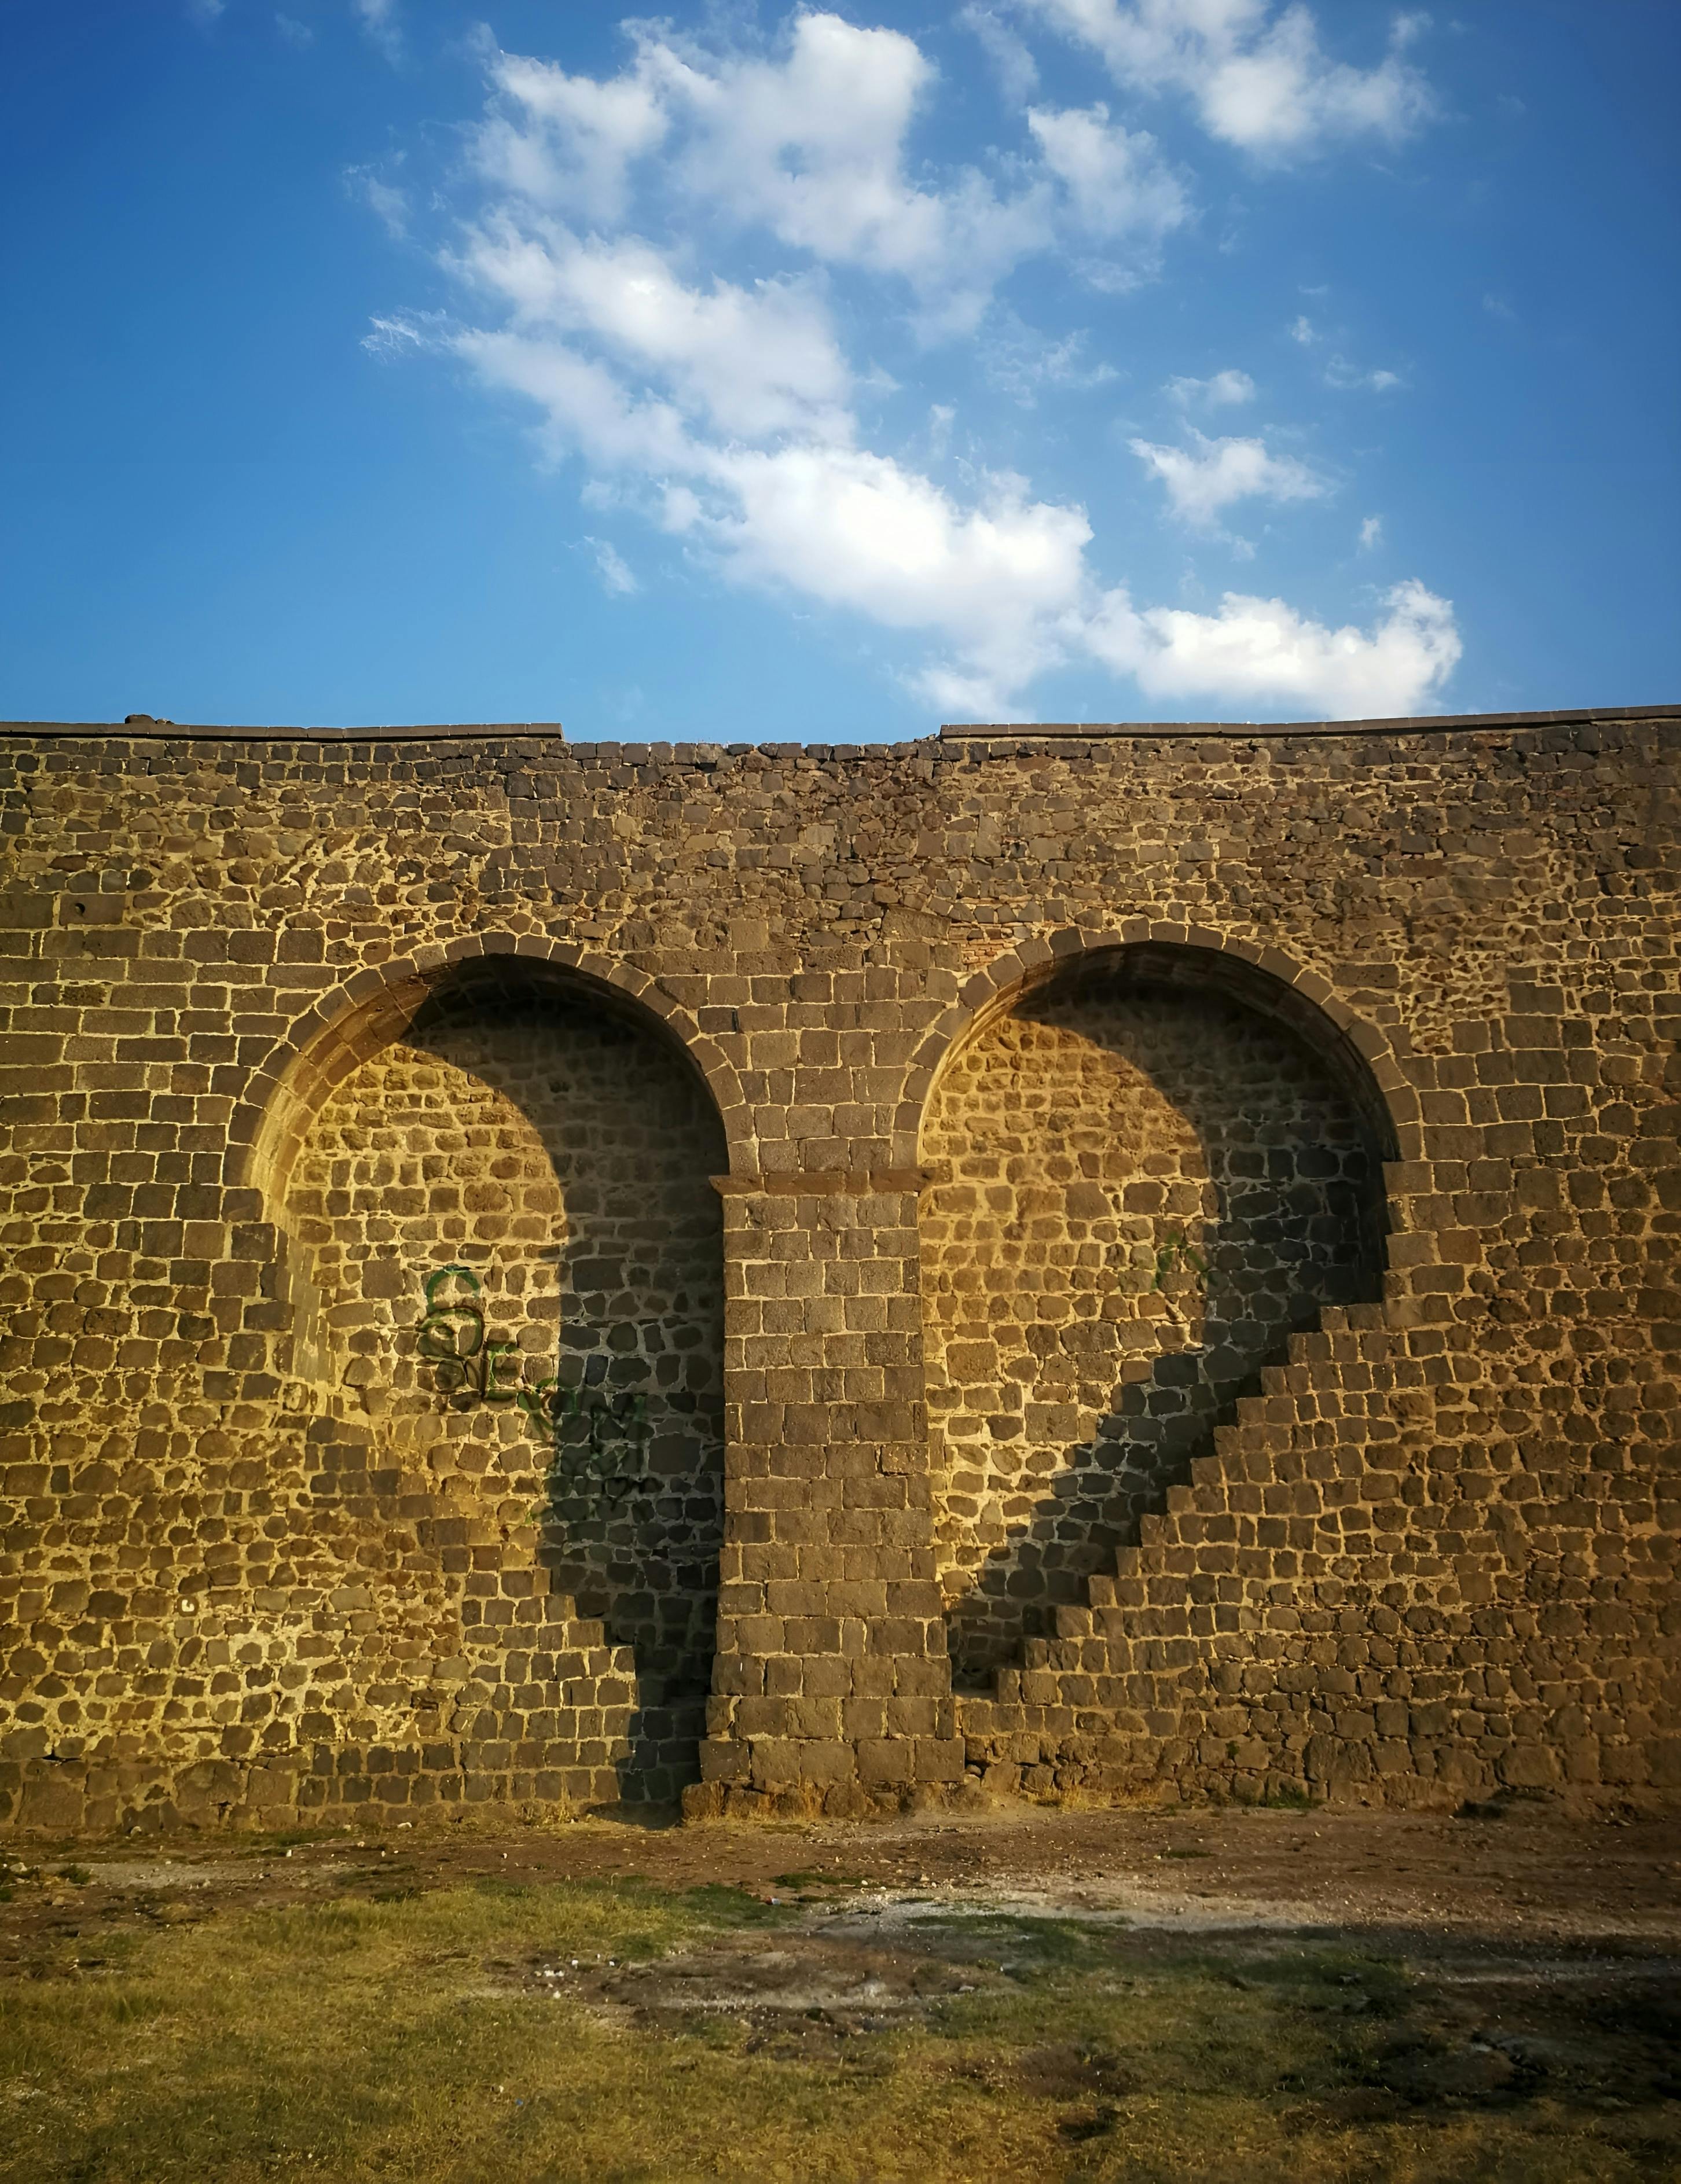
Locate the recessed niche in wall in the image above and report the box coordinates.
[920,949,1388,1686]
[280,977,728,1799]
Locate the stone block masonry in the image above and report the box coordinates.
[0,705,1676,1832]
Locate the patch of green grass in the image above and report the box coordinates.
[905,1913,1125,1979]
[0,1882,1671,2183]
[1253,1782,1315,1811]
[671,1879,799,1927]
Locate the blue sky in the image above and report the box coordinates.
[1,1,1675,738]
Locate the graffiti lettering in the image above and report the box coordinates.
[413,1266,655,1518]
[1151,1230,1207,1290]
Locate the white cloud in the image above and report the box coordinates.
[985,322,1118,405]
[452,216,853,443]
[347,166,409,239]
[362,314,426,356]
[1022,0,1435,160]
[186,0,225,21]
[354,0,401,61]
[276,13,314,45]
[698,445,1094,712]
[1359,514,1382,550]
[454,309,1089,710]
[482,14,1041,333]
[1166,367,1256,405]
[373,7,1459,723]
[959,4,1042,103]
[1325,352,1402,391]
[1289,313,1317,344]
[1085,579,1461,717]
[1129,429,1327,527]
[663,14,1037,325]
[1025,103,1190,275]
[476,51,670,226]
[588,539,639,595]
[475,13,1187,332]
[448,302,1454,718]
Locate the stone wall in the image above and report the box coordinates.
[0,704,1676,1830]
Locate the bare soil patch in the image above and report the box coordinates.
[1,1800,1676,2181]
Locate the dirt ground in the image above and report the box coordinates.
[6,1796,1678,1937]
[7,1799,1679,2053]
[3,1797,1679,2179]
[7,1797,1680,1958]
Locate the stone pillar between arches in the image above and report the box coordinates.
[689,1172,961,1818]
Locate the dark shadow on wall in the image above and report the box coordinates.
[284,976,728,1804]
[530,1055,728,1804]
[415,994,730,1808]
[935,968,1388,1689]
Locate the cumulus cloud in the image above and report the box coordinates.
[1025,103,1190,278]
[476,12,1187,331]
[452,215,854,442]
[477,50,671,226]
[454,310,1089,709]
[1021,0,1435,159]
[369,6,1459,721]
[1166,367,1256,405]
[1129,429,1327,527]
[1359,514,1382,550]
[959,3,1042,103]
[445,302,1453,718]
[1085,579,1460,718]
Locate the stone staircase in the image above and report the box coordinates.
[952,1300,1421,1800]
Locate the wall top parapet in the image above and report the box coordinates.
[0,702,1675,752]
[0,719,569,743]
[938,703,1680,740]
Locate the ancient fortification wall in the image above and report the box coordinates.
[1,706,1676,1832]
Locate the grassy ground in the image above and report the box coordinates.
[2,1850,1676,2183]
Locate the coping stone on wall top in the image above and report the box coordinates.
[1,702,1675,747]
[937,704,1679,740]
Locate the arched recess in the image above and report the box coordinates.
[233,936,741,1802]
[227,933,753,1211]
[911,926,1411,1686]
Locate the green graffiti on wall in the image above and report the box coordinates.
[414,1265,654,1516]
[1150,1230,1208,1291]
